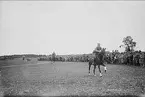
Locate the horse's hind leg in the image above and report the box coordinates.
[98,65,102,77]
[93,65,96,76]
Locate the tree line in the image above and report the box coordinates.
[0,36,145,67]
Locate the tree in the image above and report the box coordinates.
[120,36,136,52]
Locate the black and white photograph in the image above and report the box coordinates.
[0,1,145,97]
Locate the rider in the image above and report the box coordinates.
[93,43,102,56]
[52,52,56,62]
[92,43,104,64]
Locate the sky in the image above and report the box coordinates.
[0,1,145,55]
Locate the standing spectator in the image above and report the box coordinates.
[139,51,145,67]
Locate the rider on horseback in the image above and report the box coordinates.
[88,43,107,77]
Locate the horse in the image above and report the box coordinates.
[88,52,107,77]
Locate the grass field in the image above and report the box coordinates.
[0,58,145,97]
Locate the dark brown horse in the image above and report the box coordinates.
[88,52,107,77]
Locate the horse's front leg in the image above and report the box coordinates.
[101,63,107,73]
[98,65,102,77]
[88,65,91,75]
[88,61,92,75]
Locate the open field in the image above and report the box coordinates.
[0,59,145,97]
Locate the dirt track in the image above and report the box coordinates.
[0,61,145,97]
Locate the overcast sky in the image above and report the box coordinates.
[0,1,145,55]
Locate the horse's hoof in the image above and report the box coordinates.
[94,75,96,76]
[105,70,107,73]
[88,73,91,75]
[99,73,102,77]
